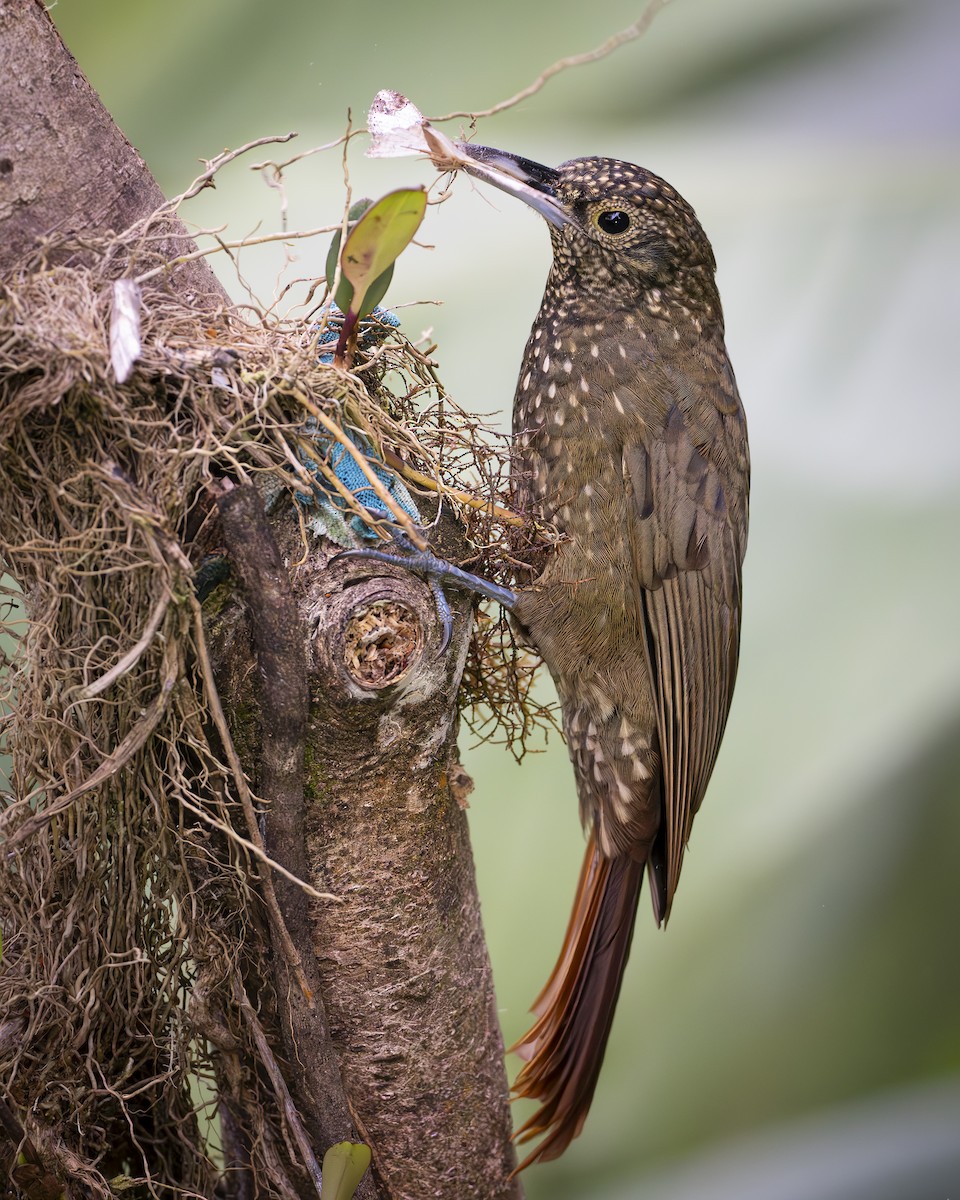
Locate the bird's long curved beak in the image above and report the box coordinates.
[451,144,570,228]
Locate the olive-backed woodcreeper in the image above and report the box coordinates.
[456,144,750,1168]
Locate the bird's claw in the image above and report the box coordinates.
[332,536,517,657]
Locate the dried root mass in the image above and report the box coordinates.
[0,223,549,1194]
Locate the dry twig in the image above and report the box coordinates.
[432,0,674,122]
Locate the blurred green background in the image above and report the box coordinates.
[51,1,960,1196]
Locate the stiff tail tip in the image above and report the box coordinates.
[508,833,645,1170]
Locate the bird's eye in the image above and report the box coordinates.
[596,210,631,235]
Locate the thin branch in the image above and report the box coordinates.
[187,586,318,999]
[216,484,314,910]
[234,980,325,1199]
[249,131,354,175]
[386,456,525,528]
[431,0,674,122]
[248,126,355,252]
[168,133,299,211]
[134,223,339,285]
[175,790,338,904]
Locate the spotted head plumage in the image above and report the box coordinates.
[461,146,721,321]
[547,157,720,318]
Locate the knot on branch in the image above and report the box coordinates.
[313,564,446,701]
[343,597,424,689]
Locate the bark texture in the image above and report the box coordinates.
[211,512,522,1198]
[0,0,226,303]
[301,533,520,1199]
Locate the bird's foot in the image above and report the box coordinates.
[333,532,518,653]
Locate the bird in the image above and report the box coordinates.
[450,145,751,1168]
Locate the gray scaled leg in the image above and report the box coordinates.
[333,532,518,653]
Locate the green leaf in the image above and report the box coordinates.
[325,198,375,294]
[333,260,395,319]
[321,1141,372,1200]
[354,260,395,317]
[339,187,426,320]
[325,232,342,294]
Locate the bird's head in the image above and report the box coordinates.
[458,146,720,319]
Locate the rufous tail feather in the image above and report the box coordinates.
[510,831,645,1170]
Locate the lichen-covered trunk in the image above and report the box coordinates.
[211,502,521,1198]
[302,543,520,1198]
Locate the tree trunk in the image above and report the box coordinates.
[0,3,520,1197]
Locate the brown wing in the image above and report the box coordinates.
[622,349,749,922]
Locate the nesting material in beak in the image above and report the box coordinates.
[366,90,569,227]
